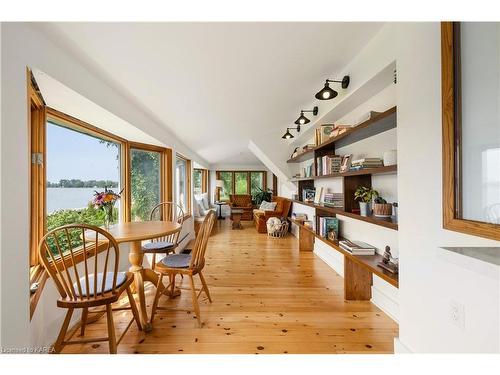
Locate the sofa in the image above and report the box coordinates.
[228,194,254,221]
[194,192,217,236]
[253,197,292,233]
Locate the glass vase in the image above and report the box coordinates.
[103,204,115,229]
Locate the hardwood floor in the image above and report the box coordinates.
[63,219,398,354]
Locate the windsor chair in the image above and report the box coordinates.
[150,210,216,327]
[38,224,141,354]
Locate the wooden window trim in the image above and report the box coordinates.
[128,141,170,222]
[194,168,209,194]
[176,154,192,215]
[441,22,500,241]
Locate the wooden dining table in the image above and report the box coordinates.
[85,221,181,332]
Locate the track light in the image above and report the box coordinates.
[281,126,300,140]
[315,75,350,100]
[294,106,318,125]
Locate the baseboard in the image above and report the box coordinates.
[371,283,399,322]
[394,337,413,353]
[314,242,344,277]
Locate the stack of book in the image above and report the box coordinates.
[339,240,376,255]
[318,217,339,240]
[350,157,383,170]
[301,163,314,178]
[316,155,343,176]
[323,193,343,208]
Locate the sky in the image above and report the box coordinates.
[47,122,120,182]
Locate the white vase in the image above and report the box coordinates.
[383,150,397,166]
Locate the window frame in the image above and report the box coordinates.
[175,154,192,217]
[128,141,170,222]
[215,170,267,201]
[29,104,173,317]
[193,168,209,195]
[441,21,500,241]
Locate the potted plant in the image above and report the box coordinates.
[373,196,393,217]
[252,187,273,205]
[354,186,379,216]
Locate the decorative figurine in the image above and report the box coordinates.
[378,246,399,274]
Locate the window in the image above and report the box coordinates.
[176,155,191,215]
[193,169,203,195]
[130,147,161,221]
[441,22,500,241]
[46,121,122,249]
[218,171,233,200]
[235,172,248,194]
[216,171,267,200]
[250,172,265,196]
[29,102,172,317]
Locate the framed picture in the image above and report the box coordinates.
[320,124,335,143]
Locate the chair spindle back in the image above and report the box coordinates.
[149,202,184,245]
[189,210,216,271]
[38,224,121,301]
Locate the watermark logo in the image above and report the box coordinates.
[1,346,55,354]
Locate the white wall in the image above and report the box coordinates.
[396,22,500,353]
[0,23,200,349]
[270,22,500,353]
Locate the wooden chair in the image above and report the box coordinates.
[150,210,216,327]
[38,224,141,354]
[228,194,253,220]
[142,202,185,270]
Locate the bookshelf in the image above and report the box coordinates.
[286,105,399,300]
[286,106,397,164]
[291,199,398,230]
[291,164,397,182]
[288,218,399,289]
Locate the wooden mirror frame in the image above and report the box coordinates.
[441,22,500,241]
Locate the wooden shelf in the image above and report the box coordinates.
[291,165,397,182]
[287,150,315,163]
[291,199,398,231]
[289,218,398,288]
[287,106,397,163]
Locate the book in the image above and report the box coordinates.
[323,193,343,208]
[339,240,376,255]
[314,187,323,204]
[321,217,339,240]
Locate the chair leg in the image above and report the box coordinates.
[150,274,164,324]
[126,286,142,331]
[188,275,201,328]
[106,304,117,354]
[152,253,156,271]
[53,308,74,354]
[80,307,88,336]
[169,273,177,297]
[198,272,212,303]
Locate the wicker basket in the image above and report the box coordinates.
[373,203,393,217]
[267,221,289,238]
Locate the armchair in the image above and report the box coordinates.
[229,194,253,221]
[253,197,292,233]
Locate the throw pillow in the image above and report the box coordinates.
[259,201,277,211]
[201,192,210,210]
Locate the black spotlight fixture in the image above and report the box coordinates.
[294,106,318,125]
[281,126,300,140]
[315,75,350,100]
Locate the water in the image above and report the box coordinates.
[47,187,100,213]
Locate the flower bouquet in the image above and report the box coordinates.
[92,187,123,229]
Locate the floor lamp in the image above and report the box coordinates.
[215,180,224,219]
